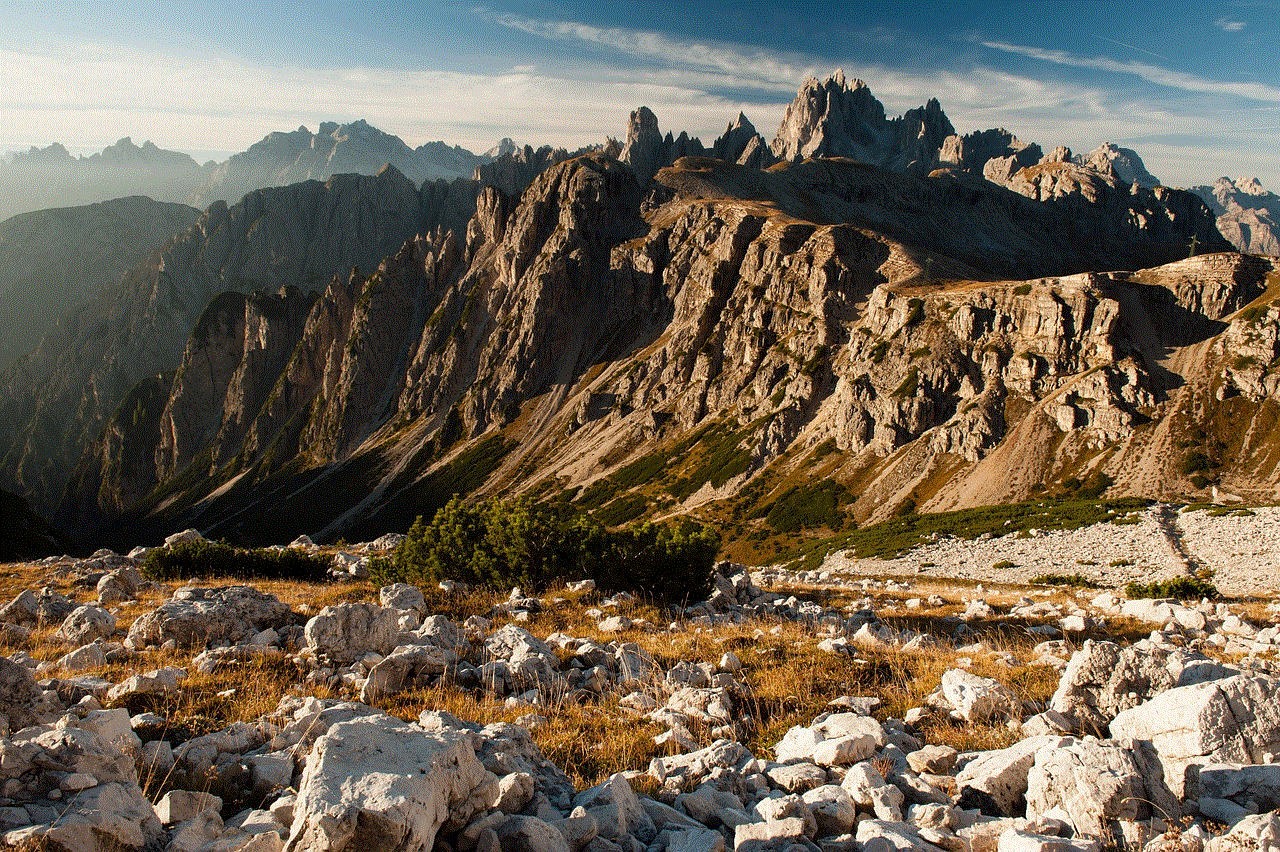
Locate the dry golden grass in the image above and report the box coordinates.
[5,554,1270,791]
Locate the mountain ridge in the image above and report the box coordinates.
[0,70,1272,551]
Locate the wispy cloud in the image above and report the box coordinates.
[981,39,1280,103]
[1215,17,1246,32]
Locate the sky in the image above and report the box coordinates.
[1,0,1277,189]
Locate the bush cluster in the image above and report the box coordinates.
[371,497,719,604]
[1029,573,1102,589]
[143,539,330,582]
[1125,575,1219,600]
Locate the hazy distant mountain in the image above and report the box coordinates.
[0,138,210,220]
[0,122,505,218]
[188,120,498,208]
[0,197,201,365]
[1189,177,1280,256]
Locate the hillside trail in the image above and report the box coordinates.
[1153,503,1203,576]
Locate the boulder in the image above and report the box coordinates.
[936,669,1021,723]
[165,528,206,546]
[1025,738,1178,847]
[1205,812,1280,851]
[303,602,401,663]
[127,586,290,648]
[1049,640,1234,733]
[379,583,426,614]
[1110,675,1280,798]
[0,656,53,733]
[1196,763,1280,814]
[155,790,223,825]
[0,587,74,627]
[284,714,490,852]
[41,781,164,852]
[56,605,116,645]
[573,774,654,842]
[800,785,856,837]
[997,829,1100,852]
[360,643,455,703]
[956,737,1072,816]
[496,814,572,852]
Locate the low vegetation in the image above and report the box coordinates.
[372,497,719,603]
[1126,575,1219,601]
[1029,573,1103,589]
[142,540,329,582]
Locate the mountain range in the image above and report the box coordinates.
[0,122,514,221]
[1,71,1276,555]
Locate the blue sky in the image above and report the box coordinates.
[2,0,1277,188]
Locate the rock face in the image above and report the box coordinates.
[0,197,201,365]
[60,139,1253,545]
[1189,176,1280,256]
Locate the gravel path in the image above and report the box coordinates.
[822,505,1280,596]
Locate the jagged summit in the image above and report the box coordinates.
[1079,142,1161,188]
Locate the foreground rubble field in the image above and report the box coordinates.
[2,525,1280,852]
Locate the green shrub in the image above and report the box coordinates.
[991,559,1016,570]
[596,493,649,527]
[1181,451,1212,476]
[372,498,718,604]
[1029,573,1101,588]
[143,540,329,582]
[1013,283,1033,296]
[763,479,849,533]
[1125,576,1218,600]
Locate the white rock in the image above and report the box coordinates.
[285,714,490,852]
[1025,738,1178,847]
[304,602,401,663]
[56,605,115,645]
[956,737,1072,817]
[998,829,1101,852]
[1110,675,1280,798]
[939,669,1021,723]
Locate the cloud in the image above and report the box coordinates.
[1,19,1276,193]
[981,39,1280,103]
[1215,17,1246,32]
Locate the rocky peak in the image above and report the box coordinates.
[770,72,958,174]
[1079,143,1160,188]
[937,128,1041,183]
[621,106,665,185]
[484,138,519,159]
[712,113,777,170]
[771,71,889,162]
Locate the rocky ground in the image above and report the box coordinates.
[1,516,1280,852]
[826,504,1280,597]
